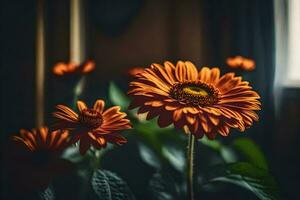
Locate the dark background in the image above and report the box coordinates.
[1,0,300,199]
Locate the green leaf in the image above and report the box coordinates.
[220,146,238,163]
[135,121,187,171]
[39,187,55,200]
[162,144,185,172]
[91,169,135,200]
[232,138,268,169]
[148,173,181,200]
[138,142,162,169]
[199,136,237,163]
[207,162,279,200]
[61,145,84,163]
[199,136,222,151]
[109,82,130,109]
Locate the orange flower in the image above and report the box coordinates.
[53,60,95,76]
[226,56,255,71]
[128,61,261,139]
[13,127,69,152]
[5,127,71,191]
[52,99,132,155]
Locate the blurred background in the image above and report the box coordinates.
[1,0,300,199]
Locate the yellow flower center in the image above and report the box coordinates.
[182,86,209,96]
[169,82,218,106]
[79,109,103,128]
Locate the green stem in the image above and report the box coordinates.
[94,150,101,169]
[187,133,195,200]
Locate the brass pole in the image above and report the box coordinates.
[35,0,45,127]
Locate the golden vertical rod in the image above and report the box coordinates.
[70,0,85,63]
[35,0,45,127]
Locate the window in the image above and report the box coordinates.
[285,0,300,86]
[274,0,300,88]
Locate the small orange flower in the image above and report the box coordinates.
[5,127,71,191]
[226,56,255,71]
[53,60,95,76]
[13,127,70,152]
[128,67,145,77]
[128,61,261,139]
[53,99,132,155]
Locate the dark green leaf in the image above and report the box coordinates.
[61,145,84,163]
[91,169,135,200]
[232,138,268,169]
[138,142,162,169]
[199,136,222,151]
[162,144,185,172]
[135,121,187,171]
[109,82,130,109]
[199,136,237,163]
[207,162,279,200]
[148,173,181,200]
[220,146,238,163]
[39,187,55,200]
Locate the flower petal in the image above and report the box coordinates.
[93,99,105,113]
[198,67,211,83]
[175,61,187,82]
[77,101,87,112]
[185,61,198,81]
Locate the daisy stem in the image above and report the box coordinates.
[187,132,195,200]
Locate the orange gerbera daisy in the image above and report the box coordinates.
[53,60,95,76]
[13,127,69,152]
[128,61,261,139]
[226,56,255,71]
[52,99,132,155]
[5,127,71,191]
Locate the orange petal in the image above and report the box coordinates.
[163,61,176,83]
[185,61,198,81]
[218,126,230,136]
[93,99,105,113]
[77,101,87,112]
[152,63,175,85]
[102,106,120,118]
[82,60,95,73]
[198,67,211,83]
[96,137,107,147]
[186,115,196,125]
[55,105,79,119]
[157,112,173,127]
[209,68,220,84]
[206,131,217,139]
[173,109,183,121]
[208,114,220,126]
[216,73,235,91]
[145,101,164,107]
[175,61,187,82]
[146,109,161,120]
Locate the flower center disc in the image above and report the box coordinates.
[170,82,218,106]
[79,109,103,128]
[182,86,209,96]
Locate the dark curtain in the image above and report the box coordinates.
[0,0,36,137]
[199,0,299,199]
[199,0,275,148]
